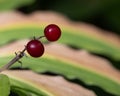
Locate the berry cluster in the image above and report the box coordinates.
[26,24,61,57]
[0,24,61,72]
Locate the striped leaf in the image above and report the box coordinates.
[0,42,120,95]
[3,70,96,96]
[0,11,120,60]
[0,11,120,96]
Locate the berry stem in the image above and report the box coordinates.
[0,35,46,72]
[0,48,26,72]
[0,24,61,72]
[37,35,45,40]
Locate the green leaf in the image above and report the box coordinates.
[0,0,35,11]
[0,12,120,95]
[0,74,10,96]
[59,30,120,61]
[0,25,120,61]
[11,87,29,96]
[9,78,49,96]
[0,56,120,95]
[10,86,38,96]
[3,70,96,96]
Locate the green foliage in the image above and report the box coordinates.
[0,1,120,95]
[0,74,10,96]
[0,0,35,11]
[0,56,120,95]
[9,78,49,96]
[0,22,120,95]
[0,26,120,61]
[10,87,30,96]
[60,30,120,61]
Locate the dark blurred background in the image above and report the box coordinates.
[17,0,120,34]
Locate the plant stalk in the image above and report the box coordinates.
[0,36,45,73]
[0,48,26,72]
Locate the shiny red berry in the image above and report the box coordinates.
[44,24,61,41]
[26,40,44,58]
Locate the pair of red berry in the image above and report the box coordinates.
[26,24,61,58]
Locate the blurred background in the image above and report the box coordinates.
[16,0,120,68]
[17,0,120,34]
[0,0,120,96]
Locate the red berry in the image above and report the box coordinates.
[26,40,44,58]
[44,24,61,41]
